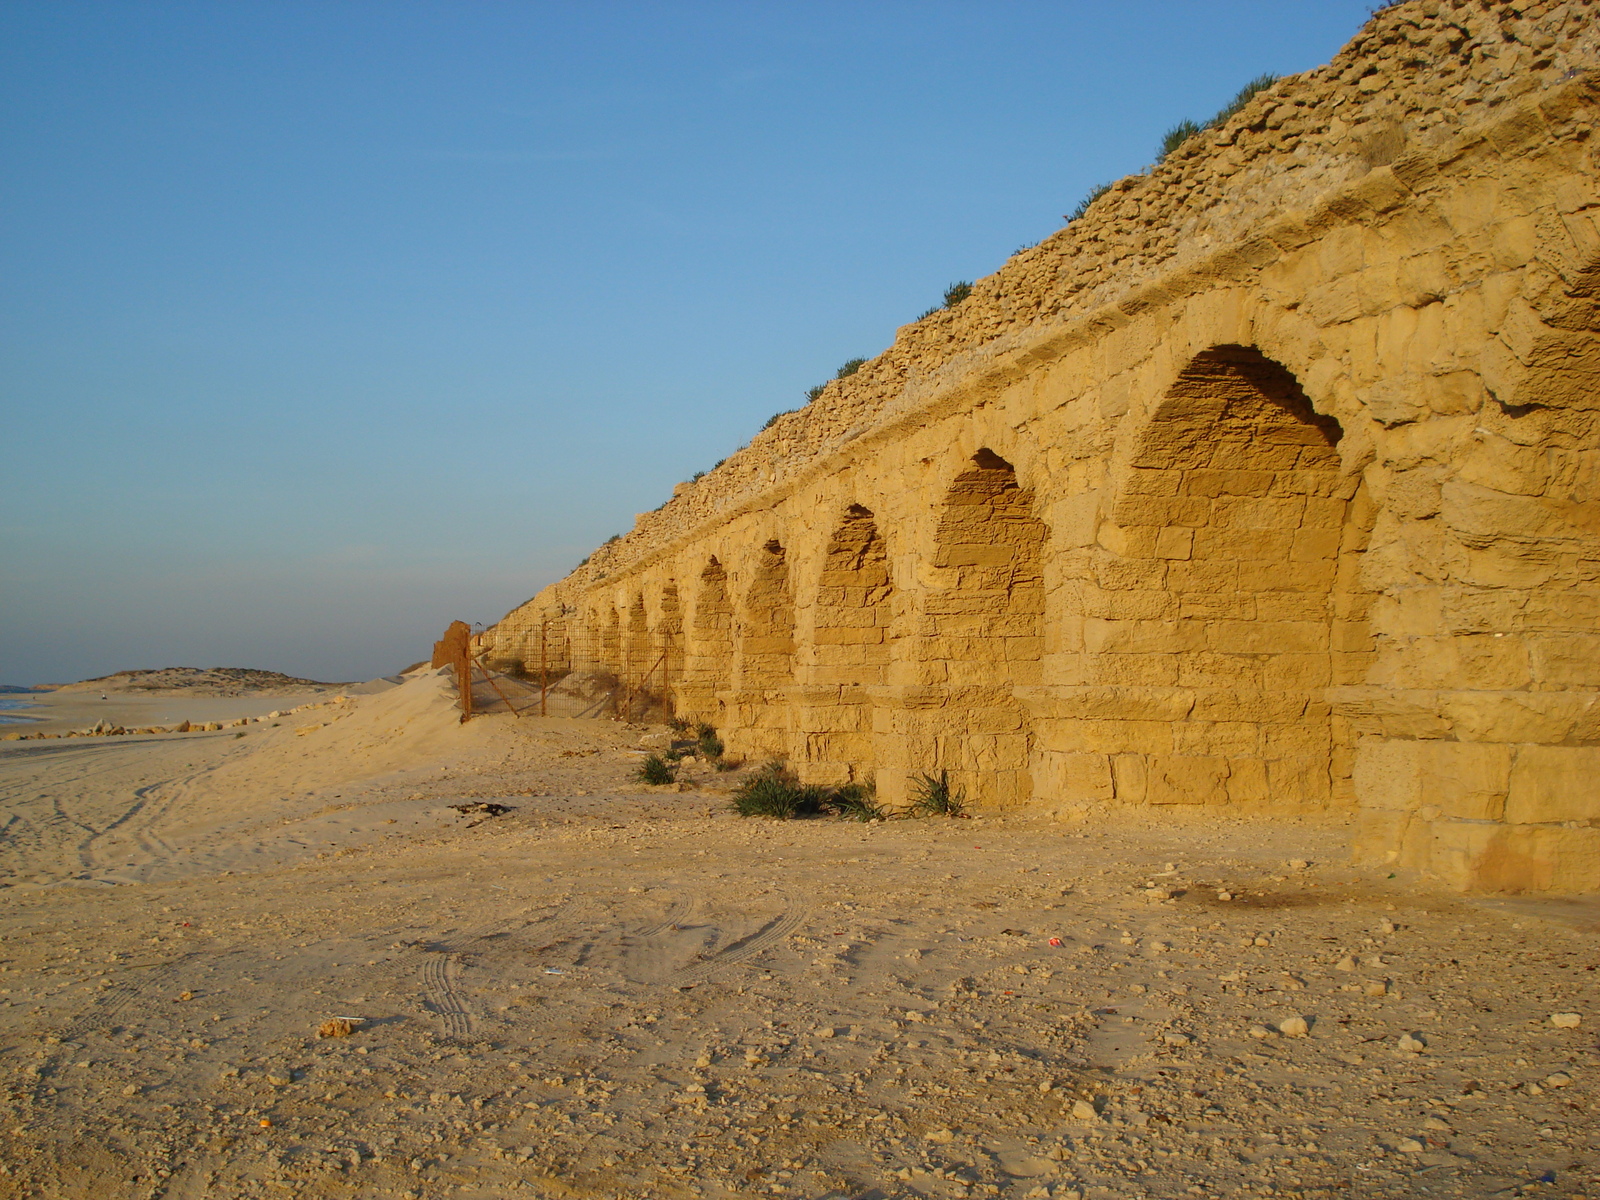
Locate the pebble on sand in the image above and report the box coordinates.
[1070,1099,1099,1121]
[1396,1137,1425,1154]
[1398,1032,1427,1054]
[1277,1015,1310,1037]
[1549,1012,1581,1029]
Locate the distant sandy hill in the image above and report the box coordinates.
[58,667,351,696]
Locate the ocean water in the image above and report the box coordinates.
[0,696,39,725]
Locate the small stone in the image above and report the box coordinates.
[1287,859,1309,871]
[1277,1015,1310,1038]
[1162,1031,1193,1047]
[1070,1099,1099,1121]
[1543,1072,1571,1088]
[1421,1116,1452,1132]
[318,1018,357,1038]
[1396,1137,1424,1154]
[1378,919,1397,934]
[926,1128,954,1143]
[1216,891,1233,902]
[1550,1012,1581,1029]
[1364,980,1389,997]
[1248,1025,1275,1040]
[1253,936,1271,947]
[1397,1033,1426,1054]
[121,1084,140,1097]
[1336,956,1357,972]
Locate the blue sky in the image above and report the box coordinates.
[1,1,1375,685]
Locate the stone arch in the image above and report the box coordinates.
[1092,344,1365,809]
[680,557,733,723]
[731,539,795,759]
[884,450,1047,809]
[797,505,895,783]
[624,594,650,687]
[657,583,683,717]
[601,606,621,677]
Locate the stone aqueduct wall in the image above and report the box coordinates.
[485,0,1600,893]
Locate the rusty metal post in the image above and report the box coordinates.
[458,640,473,722]
[540,620,548,717]
[619,643,629,720]
[661,630,673,723]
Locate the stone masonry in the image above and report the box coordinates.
[484,0,1600,894]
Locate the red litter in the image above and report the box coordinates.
[1048,937,1063,947]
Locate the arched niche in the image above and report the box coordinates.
[1094,344,1368,808]
[730,539,795,759]
[738,539,795,692]
[799,505,894,783]
[909,449,1048,807]
[680,557,733,723]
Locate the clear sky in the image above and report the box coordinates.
[1,0,1376,686]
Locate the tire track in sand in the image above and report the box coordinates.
[670,900,809,987]
[414,899,581,1042]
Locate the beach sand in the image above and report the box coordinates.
[0,673,1595,1199]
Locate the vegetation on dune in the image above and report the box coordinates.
[1067,181,1113,223]
[1158,73,1280,162]
[729,764,890,821]
[908,769,966,818]
[731,763,831,819]
[638,753,676,785]
[696,723,724,761]
[830,781,886,822]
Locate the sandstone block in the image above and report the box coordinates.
[1505,745,1600,825]
[1155,527,1193,560]
[1146,755,1230,805]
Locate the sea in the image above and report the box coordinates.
[0,691,42,724]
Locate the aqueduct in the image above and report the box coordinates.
[485,0,1600,893]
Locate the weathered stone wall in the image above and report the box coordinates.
[486,0,1600,894]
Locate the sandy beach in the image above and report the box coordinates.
[0,674,1595,1200]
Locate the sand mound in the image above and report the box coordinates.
[58,666,350,695]
[0,669,513,887]
[187,669,493,800]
